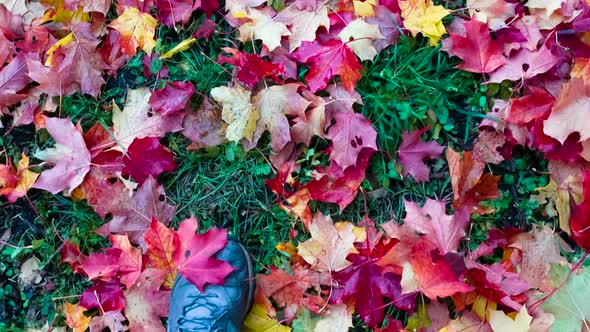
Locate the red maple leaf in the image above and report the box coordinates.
[80,280,126,313]
[332,261,416,328]
[506,87,555,125]
[0,54,30,109]
[442,18,505,73]
[397,127,445,182]
[122,137,177,184]
[292,40,362,93]
[218,48,284,86]
[155,0,201,26]
[149,81,195,115]
[326,111,377,169]
[408,241,473,300]
[145,217,234,292]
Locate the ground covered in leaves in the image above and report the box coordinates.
[1,0,590,331]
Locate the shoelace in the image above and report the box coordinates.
[176,293,229,332]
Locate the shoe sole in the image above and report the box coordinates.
[235,241,256,315]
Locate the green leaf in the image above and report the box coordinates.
[292,308,320,332]
[542,264,590,332]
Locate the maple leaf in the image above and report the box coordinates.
[109,6,158,55]
[64,302,91,332]
[297,212,358,272]
[210,85,259,143]
[155,0,200,26]
[173,216,234,292]
[99,176,176,248]
[124,269,171,331]
[441,18,505,73]
[292,40,362,93]
[63,0,111,14]
[122,137,176,184]
[400,0,450,46]
[326,111,377,169]
[78,249,120,281]
[33,117,91,195]
[34,23,107,97]
[467,0,516,30]
[333,262,415,328]
[251,83,311,151]
[406,241,472,299]
[80,280,125,313]
[238,8,291,52]
[487,46,559,83]
[510,227,566,292]
[109,234,142,289]
[367,5,402,52]
[465,261,529,310]
[149,81,195,115]
[111,87,184,151]
[0,153,38,203]
[338,19,383,62]
[243,303,292,332]
[305,148,373,211]
[145,217,179,285]
[0,54,30,109]
[541,264,590,332]
[182,98,227,149]
[472,130,506,164]
[446,147,500,212]
[544,78,590,145]
[275,4,330,51]
[89,311,127,332]
[314,304,353,332]
[489,306,532,332]
[506,87,555,125]
[218,48,284,85]
[397,127,445,182]
[258,265,323,316]
[403,199,470,254]
[145,217,234,291]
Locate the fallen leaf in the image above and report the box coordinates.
[149,81,195,115]
[243,303,292,332]
[441,18,505,73]
[397,127,445,182]
[544,78,590,145]
[400,0,450,45]
[326,111,377,169]
[33,116,91,195]
[488,46,559,83]
[238,8,291,52]
[252,83,311,151]
[472,130,505,164]
[89,311,127,332]
[0,54,30,109]
[18,256,42,288]
[211,85,259,143]
[109,234,142,289]
[111,87,184,151]
[124,269,171,331]
[275,4,330,51]
[338,19,383,61]
[155,0,200,26]
[313,304,353,332]
[122,137,177,184]
[109,6,158,55]
[403,199,470,254]
[292,40,362,93]
[297,212,357,272]
[182,98,227,149]
[64,302,91,332]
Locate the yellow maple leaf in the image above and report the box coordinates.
[354,0,377,16]
[489,306,532,332]
[12,153,39,199]
[243,304,291,332]
[210,85,259,143]
[45,32,75,66]
[41,0,90,23]
[238,8,291,52]
[400,0,450,46]
[64,302,91,332]
[109,6,158,56]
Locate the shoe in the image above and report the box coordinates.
[167,239,255,332]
